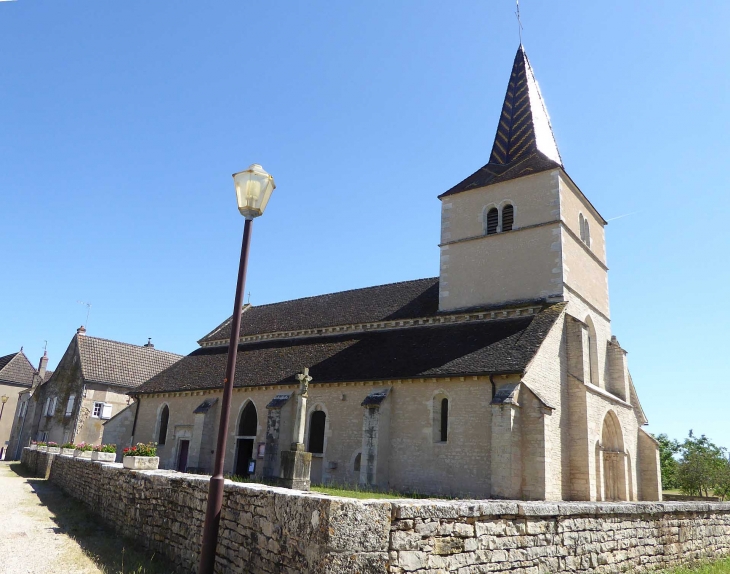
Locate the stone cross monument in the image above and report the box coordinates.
[279,368,313,490]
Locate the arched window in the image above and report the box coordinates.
[433,393,449,443]
[486,207,499,235]
[585,219,591,248]
[354,452,361,473]
[585,316,599,387]
[238,401,257,437]
[501,204,514,232]
[308,411,326,454]
[158,405,169,445]
[579,214,586,241]
[440,398,449,442]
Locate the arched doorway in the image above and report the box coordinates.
[235,401,257,477]
[601,411,627,501]
[307,409,326,483]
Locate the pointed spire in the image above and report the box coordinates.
[440,45,563,198]
[489,46,561,166]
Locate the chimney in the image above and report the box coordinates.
[37,351,48,381]
[144,338,154,348]
[77,325,86,336]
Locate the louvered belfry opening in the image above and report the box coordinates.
[502,204,514,232]
[486,207,499,235]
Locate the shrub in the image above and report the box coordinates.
[37,441,47,447]
[47,442,58,447]
[74,442,94,452]
[123,442,157,458]
[61,442,75,449]
[93,444,116,453]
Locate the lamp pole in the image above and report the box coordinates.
[0,395,8,422]
[198,164,275,574]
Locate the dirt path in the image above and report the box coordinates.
[0,462,169,574]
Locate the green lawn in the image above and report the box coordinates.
[660,558,730,573]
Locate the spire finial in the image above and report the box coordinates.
[515,0,523,45]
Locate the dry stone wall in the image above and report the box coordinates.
[19,449,730,574]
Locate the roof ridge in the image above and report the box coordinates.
[247,276,438,311]
[78,334,184,358]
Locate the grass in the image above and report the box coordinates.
[660,558,730,573]
[9,463,172,574]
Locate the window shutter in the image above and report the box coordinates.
[502,205,514,232]
[66,395,75,416]
[101,403,113,420]
[486,208,499,235]
[44,398,50,416]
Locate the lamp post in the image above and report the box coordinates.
[0,395,8,422]
[197,164,276,574]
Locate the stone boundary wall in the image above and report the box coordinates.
[19,449,730,574]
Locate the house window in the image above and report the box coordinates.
[92,402,104,418]
[65,395,76,416]
[308,411,326,454]
[486,207,499,235]
[158,405,169,445]
[502,204,514,232]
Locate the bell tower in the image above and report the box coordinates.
[438,46,609,321]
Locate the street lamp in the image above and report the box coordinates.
[0,395,8,422]
[198,164,275,574]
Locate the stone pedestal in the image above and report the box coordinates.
[279,443,312,491]
[123,456,160,470]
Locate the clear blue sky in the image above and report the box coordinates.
[1,1,728,447]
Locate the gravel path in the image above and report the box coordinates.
[0,461,101,573]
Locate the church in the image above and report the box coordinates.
[121,46,662,501]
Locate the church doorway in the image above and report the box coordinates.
[235,401,257,478]
[601,411,627,501]
[177,439,189,472]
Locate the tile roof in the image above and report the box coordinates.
[76,336,184,389]
[0,352,36,387]
[440,45,563,198]
[133,303,565,395]
[199,277,440,344]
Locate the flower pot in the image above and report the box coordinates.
[29,445,37,451]
[61,448,75,456]
[123,456,159,470]
[47,447,60,454]
[38,446,48,452]
[74,450,92,459]
[92,451,116,462]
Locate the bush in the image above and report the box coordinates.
[47,442,58,447]
[37,441,47,447]
[61,442,75,449]
[74,442,94,452]
[123,443,157,458]
[93,444,116,453]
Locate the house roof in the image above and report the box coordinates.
[76,335,184,389]
[133,303,565,395]
[0,352,36,387]
[199,277,440,345]
[440,45,563,198]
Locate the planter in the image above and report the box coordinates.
[123,456,159,470]
[47,447,60,454]
[74,450,92,459]
[29,445,37,451]
[91,451,116,462]
[38,446,48,452]
[61,448,75,456]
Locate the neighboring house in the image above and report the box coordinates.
[129,45,662,501]
[30,326,183,447]
[0,350,45,459]
[6,351,52,460]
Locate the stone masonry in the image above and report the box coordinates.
[20,449,730,574]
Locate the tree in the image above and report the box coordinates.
[656,433,680,490]
[676,430,727,498]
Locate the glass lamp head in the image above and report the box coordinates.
[232,164,276,219]
[1,395,7,404]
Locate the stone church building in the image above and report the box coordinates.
[124,46,662,501]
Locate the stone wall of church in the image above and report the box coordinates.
[133,376,496,498]
[21,450,730,574]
